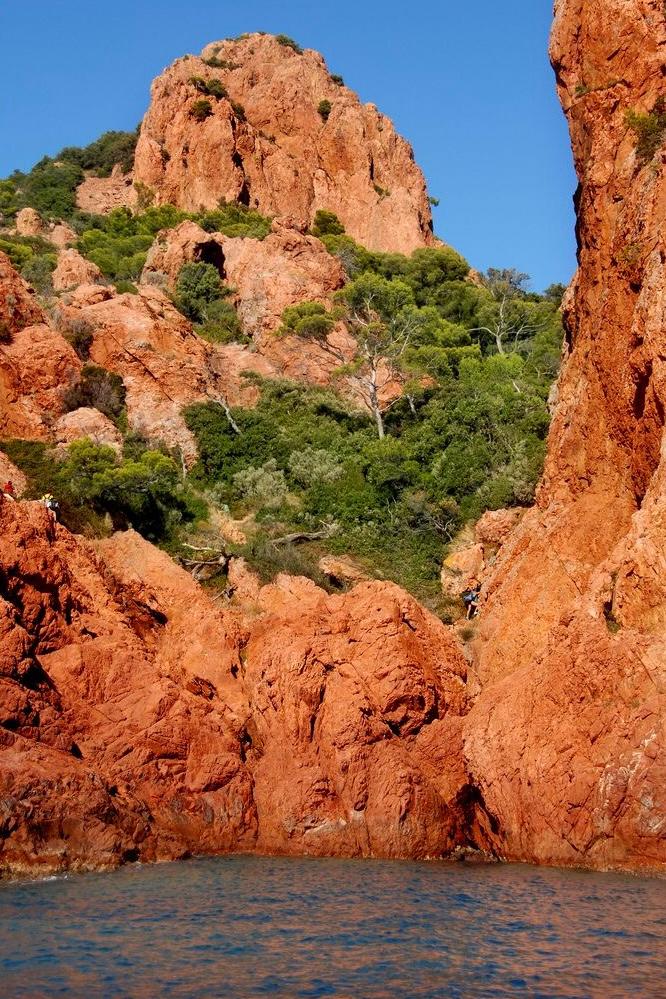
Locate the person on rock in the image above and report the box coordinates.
[462,582,482,620]
[2,480,15,500]
[40,492,59,522]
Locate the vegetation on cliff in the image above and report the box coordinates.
[183,224,562,612]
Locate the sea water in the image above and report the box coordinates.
[0,855,664,997]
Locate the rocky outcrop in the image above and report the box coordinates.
[0,252,46,338]
[0,452,26,495]
[53,249,104,292]
[60,284,274,461]
[142,217,345,337]
[0,324,80,440]
[0,501,473,876]
[462,0,666,870]
[53,407,123,452]
[76,164,136,215]
[14,208,45,238]
[14,209,76,248]
[131,34,435,254]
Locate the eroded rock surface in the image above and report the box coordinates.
[0,502,473,876]
[132,34,435,253]
[463,0,666,870]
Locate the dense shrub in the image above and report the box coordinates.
[189,76,228,99]
[174,261,224,321]
[311,210,345,237]
[276,34,303,53]
[279,301,336,339]
[20,254,56,296]
[58,129,138,176]
[198,201,271,239]
[626,98,666,163]
[190,99,213,122]
[3,437,203,540]
[63,365,126,422]
[58,315,94,359]
[318,100,332,122]
[233,459,288,506]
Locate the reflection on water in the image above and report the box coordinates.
[0,855,665,997]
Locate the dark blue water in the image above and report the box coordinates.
[0,856,665,998]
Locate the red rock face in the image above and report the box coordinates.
[463,0,666,870]
[132,34,436,254]
[0,502,473,876]
[142,217,345,336]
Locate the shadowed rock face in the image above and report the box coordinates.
[131,33,436,254]
[0,502,474,877]
[462,0,666,870]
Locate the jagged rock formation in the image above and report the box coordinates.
[0,501,473,876]
[142,217,345,336]
[2,9,666,877]
[131,33,435,253]
[463,0,666,870]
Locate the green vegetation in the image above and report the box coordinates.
[331,75,344,87]
[0,233,57,294]
[3,437,202,540]
[180,228,562,612]
[190,99,213,122]
[189,76,228,99]
[174,261,246,344]
[57,130,138,176]
[310,210,345,237]
[63,365,127,424]
[276,34,303,53]
[58,315,94,359]
[0,130,138,223]
[318,100,332,122]
[73,201,271,284]
[626,98,666,163]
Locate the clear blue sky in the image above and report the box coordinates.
[0,0,576,291]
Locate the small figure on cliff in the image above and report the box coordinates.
[462,582,482,620]
[40,492,59,522]
[1,480,15,501]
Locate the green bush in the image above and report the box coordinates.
[1,437,200,540]
[626,98,666,163]
[279,301,336,339]
[233,459,288,506]
[331,75,344,86]
[318,99,332,122]
[57,129,138,177]
[190,99,213,122]
[62,365,126,422]
[174,261,223,321]
[198,201,271,239]
[231,101,247,122]
[276,34,303,53]
[189,76,228,99]
[311,209,345,237]
[196,299,247,344]
[288,447,342,486]
[20,254,57,296]
[59,316,94,359]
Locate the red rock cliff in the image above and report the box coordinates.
[464,0,666,871]
[132,33,435,254]
[0,501,474,876]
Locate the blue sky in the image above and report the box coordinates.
[0,0,576,291]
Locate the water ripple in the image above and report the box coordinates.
[0,856,665,997]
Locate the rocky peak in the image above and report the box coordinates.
[132,33,435,253]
